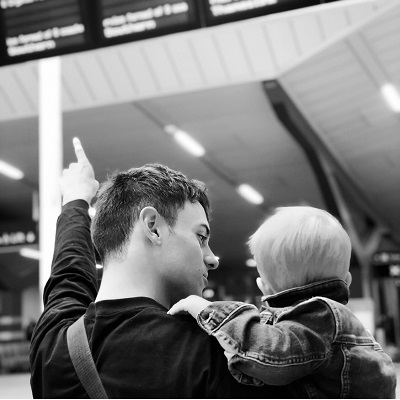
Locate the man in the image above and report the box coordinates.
[30,138,297,398]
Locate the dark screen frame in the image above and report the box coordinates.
[96,0,204,48]
[0,0,98,66]
[200,0,326,27]
[0,0,343,67]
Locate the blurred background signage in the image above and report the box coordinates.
[373,251,400,278]
[373,252,400,265]
[201,0,322,25]
[0,221,37,248]
[0,0,341,66]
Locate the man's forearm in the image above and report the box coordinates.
[43,200,98,309]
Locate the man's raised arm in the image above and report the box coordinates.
[44,137,99,307]
[31,138,100,347]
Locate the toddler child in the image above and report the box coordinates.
[168,206,396,398]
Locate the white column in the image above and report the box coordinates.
[38,57,62,307]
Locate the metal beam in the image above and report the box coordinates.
[263,80,389,298]
[263,80,400,243]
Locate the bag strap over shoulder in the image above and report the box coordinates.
[67,315,108,399]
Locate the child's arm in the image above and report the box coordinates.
[168,295,211,318]
[169,296,265,386]
[171,297,337,387]
[201,299,339,386]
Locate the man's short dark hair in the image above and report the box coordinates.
[91,163,210,263]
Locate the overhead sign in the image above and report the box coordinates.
[99,0,200,44]
[201,0,322,26]
[0,0,341,66]
[0,0,91,64]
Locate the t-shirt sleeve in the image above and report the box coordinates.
[30,200,98,367]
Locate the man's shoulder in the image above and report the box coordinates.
[94,297,210,340]
[104,301,295,398]
[124,300,211,339]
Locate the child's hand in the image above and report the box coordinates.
[168,295,211,318]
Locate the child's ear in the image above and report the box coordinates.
[344,272,352,286]
[256,277,272,296]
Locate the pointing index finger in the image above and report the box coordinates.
[73,137,88,164]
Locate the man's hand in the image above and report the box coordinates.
[168,295,211,318]
[61,138,99,206]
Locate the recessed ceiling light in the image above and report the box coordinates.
[0,160,24,180]
[237,184,264,205]
[381,83,400,113]
[164,125,206,157]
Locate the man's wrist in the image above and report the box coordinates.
[62,199,90,211]
[62,195,92,207]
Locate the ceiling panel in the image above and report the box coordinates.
[280,0,400,236]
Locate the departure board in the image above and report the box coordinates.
[99,0,201,44]
[0,0,90,63]
[0,0,342,66]
[201,0,322,26]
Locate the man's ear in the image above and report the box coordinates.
[139,207,162,246]
[256,277,272,296]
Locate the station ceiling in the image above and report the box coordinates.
[0,0,399,289]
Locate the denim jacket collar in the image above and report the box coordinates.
[262,278,349,308]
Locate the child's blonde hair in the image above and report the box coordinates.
[248,206,351,293]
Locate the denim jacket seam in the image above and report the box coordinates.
[273,306,294,321]
[334,335,377,346]
[211,330,329,366]
[243,351,329,366]
[311,297,341,343]
[197,303,255,333]
[314,297,349,398]
[339,344,351,398]
[270,298,336,365]
[271,306,293,323]
[212,330,241,352]
[196,310,215,334]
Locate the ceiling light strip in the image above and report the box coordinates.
[0,160,24,180]
[164,125,206,157]
[381,84,400,113]
[237,184,264,205]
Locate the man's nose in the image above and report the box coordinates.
[204,248,219,270]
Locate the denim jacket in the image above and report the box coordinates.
[197,278,396,398]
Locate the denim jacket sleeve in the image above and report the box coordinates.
[196,299,336,386]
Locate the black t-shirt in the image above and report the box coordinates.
[30,200,296,398]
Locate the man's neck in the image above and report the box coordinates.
[95,261,170,308]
